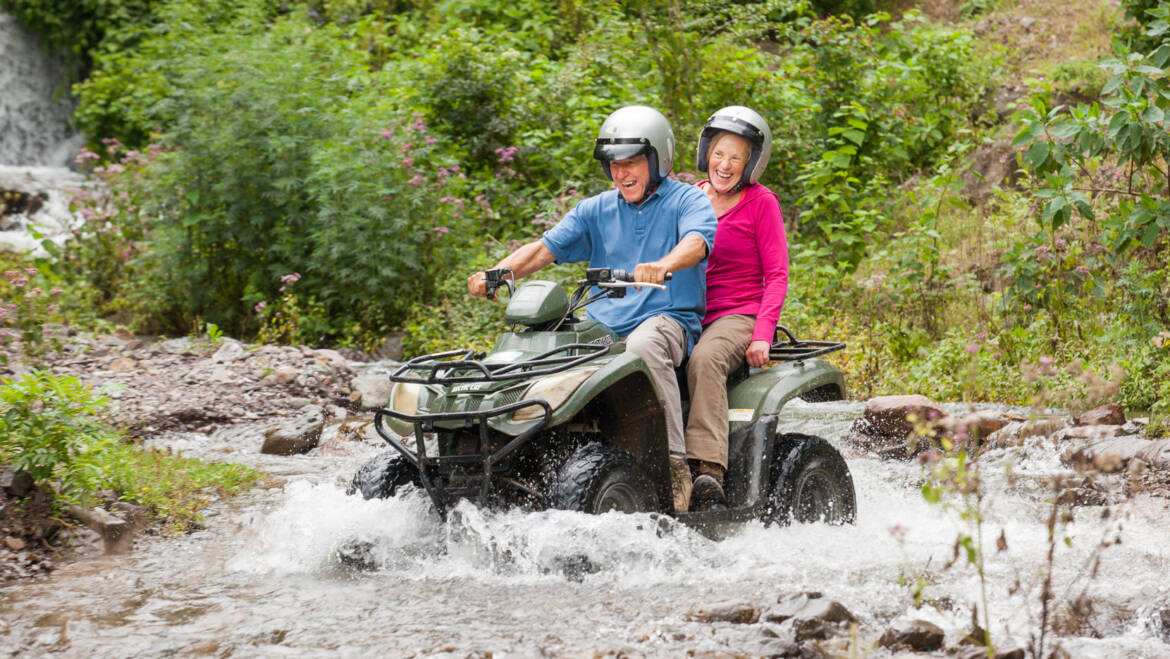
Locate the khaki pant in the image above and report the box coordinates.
[625,315,687,456]
[685,314,755,468]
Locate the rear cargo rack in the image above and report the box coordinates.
[769,325,845,363]
[388,342,610,386]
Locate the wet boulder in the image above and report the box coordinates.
[941,410,1020,448]
[878,619,945,652]
[261,405,325,455]
[1053,425,1125,442]
[982,416,1069,449]
[765,592,856,639]
[1075,403,1126,427]
[845,395,949,459]
[1061,435,1150,473]
[685,601,760,624]
[66,504,140,554]
[1136,439,1170,470]
[352,374,394,410]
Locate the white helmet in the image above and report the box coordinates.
[695,106,773,188]
[593,105,675,184]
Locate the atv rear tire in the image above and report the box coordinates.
[765,434,856,526]
[549,443,656,514]
[348,451,419,500]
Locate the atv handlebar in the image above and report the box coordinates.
[484,268,515,300]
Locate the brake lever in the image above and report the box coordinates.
[598,281,667,291]
[484,269,516,300]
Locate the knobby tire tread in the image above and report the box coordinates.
[768,433,856,526]
[349,452,419,500]
[550,443,650,513]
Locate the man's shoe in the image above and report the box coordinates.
[690,466,726,511]
[669,456,692,513]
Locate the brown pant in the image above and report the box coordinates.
[684,314,755,468]
[625,315,687,456]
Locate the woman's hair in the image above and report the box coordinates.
[706,130,752,160]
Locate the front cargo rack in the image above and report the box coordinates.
[769,325,845,363]
[388,342,610,386]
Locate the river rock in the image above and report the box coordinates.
[958,649,1025,659]
[765,592,856,626]
[756,639,801,657]
[1053,425,1125,442]
[856,395,949,436]
[66,504,136,554]
[313,348,350,372]
[107,357,136,372]
[261,405,325,455]
[845,395,950,459]
[1062,435,1150,472]
[353,374,394,410]
[1135,439,1170,470]
[982,416,1070,449]
[1,466,34,497]
[1075,403,1125,427]
[942,410,1020,447]
[878,619,945,651]
[211,339,245,363]
[273,365,299,385]
[686,601,760,624]
[156,337,196,355]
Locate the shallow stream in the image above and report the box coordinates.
[2,399,1168,657]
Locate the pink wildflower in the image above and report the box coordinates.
[433,226,450,235]
[494,146,518,163]
[425,136,438,145]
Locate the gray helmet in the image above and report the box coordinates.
[593,105,675,184]
[696,105,773,188]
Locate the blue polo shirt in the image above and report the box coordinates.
[541,177,717,352]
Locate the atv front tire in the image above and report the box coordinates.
[765,434,856,526]
[348,451,419,500]
[549,443,656,514]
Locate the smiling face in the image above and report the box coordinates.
[609,154,652,204]
[706,132,752,195]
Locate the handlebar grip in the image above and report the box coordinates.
[611,269,672,283]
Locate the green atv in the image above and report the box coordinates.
[350,267,855,530]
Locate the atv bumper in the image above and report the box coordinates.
[373,398,552,517]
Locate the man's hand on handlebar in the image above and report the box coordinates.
[467,271,490,298]
[633,261,671,290]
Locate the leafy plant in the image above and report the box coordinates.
[0,267,66,365]
[0,371,116,505]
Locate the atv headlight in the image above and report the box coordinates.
[388,381,421,416]
[512,367,599,421]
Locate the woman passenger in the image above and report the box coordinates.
[684,106,789,510]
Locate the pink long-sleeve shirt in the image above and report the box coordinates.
[699,182,789,343]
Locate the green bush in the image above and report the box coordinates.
[0,371,114,504]
[0,371,259,527]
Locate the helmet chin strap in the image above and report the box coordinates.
[632,179,660,205]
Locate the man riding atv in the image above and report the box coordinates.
[467,105,717,512]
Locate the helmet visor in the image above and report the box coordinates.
[594,138,651,162]
[703,116,765,145]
